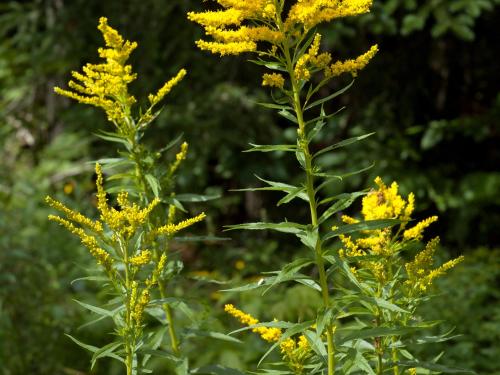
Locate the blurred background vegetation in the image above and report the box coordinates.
[0,0,499,374]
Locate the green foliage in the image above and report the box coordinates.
[0,0,499,373]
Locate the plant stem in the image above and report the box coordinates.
[392,336,399,375]
[288,63,336,375]
[122,239,134,375]
[129,128,181,357]
[157,277,181,356]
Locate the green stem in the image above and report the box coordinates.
[392,336,399,375]
[286,50,335,375]
[129,126,181,357]
[154,248,181,357]
[158,278,181,356]
[122,239,134,375]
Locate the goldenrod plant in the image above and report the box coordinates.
[46,18,210,374]
[336,177,464,374]
[189,1,466,374]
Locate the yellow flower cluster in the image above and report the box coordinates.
[286,0,373,30]
[337,177,463,288]
[54,17,137,127]
[45,196,103,233]
[405,237,464,292]
[95,164,160,238]
[336,177,421,281]
[224,304,312,374]
[129,250,152,266]
[294,34,332,81]
[170,142,189,175]
[360,176,412,221]
[47,213,113,270]
[55,17,187,131]
[155,212,206,236]
[148,69,187,106]
[403,216,438,241]
[262,73,285,89]
[187,1,282,56]
[326,44,379,77]
[129,281,151,327]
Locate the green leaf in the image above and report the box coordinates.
[316,307,335,337]
[145,174,160,198]
[65,333,98,353]
[71,276,108,285]
[359,296,409,313]
[225,221,305,234]
[318,192,366,224]
[277,186,308,206]
[256,102,293,110]
[323,219,401,242]
[175,356,189,375]
[91,341,123,369]
[339,326,422,345]
[243,143,296,153]
[73,299,114,317]
[184,329,242,344]
[304,80,354,110]
[158,133,184,154]
[296,227,319,250]
[192,365,247,375]
[140,349,177,361]
[314,132,375,159]
[94,130,132,149]
[278,109,298,124]
[173,235,231,242]
[398,361,475,374]
[265,258,314,293]
[175,193,220,202]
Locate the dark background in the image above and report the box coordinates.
[1,1,499,374]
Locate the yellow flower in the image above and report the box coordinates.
[155,212,206,236]
[262,73,285,88]
[326,44,379,78]
[47,215,113,269]
[129,250,152,266]
[286,0,373,30]
[405,237,464,292]
[148,69,187,106]
[403,216,438,241]
[54,17,137,127]
[361,176,408,221]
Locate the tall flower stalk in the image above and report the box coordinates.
[189,1,465,374]
[48,17,206,374]
[189,1,377,374]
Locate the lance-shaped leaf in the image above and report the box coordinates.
[323,219,401,242]
[192,365,247,375]
[94,130,133,149]
[314,132,375,159]
[243,143,297,153]
[264,257,314,293]
[318,192,366,224]
[234,176,308,205]
[175,193,220,202]
[398,361,475,374]
[338,326,423,345]
[304,80,354,111]
[225,221,306,234]
[91,341,123,369]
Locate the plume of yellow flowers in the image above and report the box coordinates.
[224,304,312,374]
[188,0,378,86]
[337,177,463,288]
[54,17,186,132]
[47,163,206,267]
